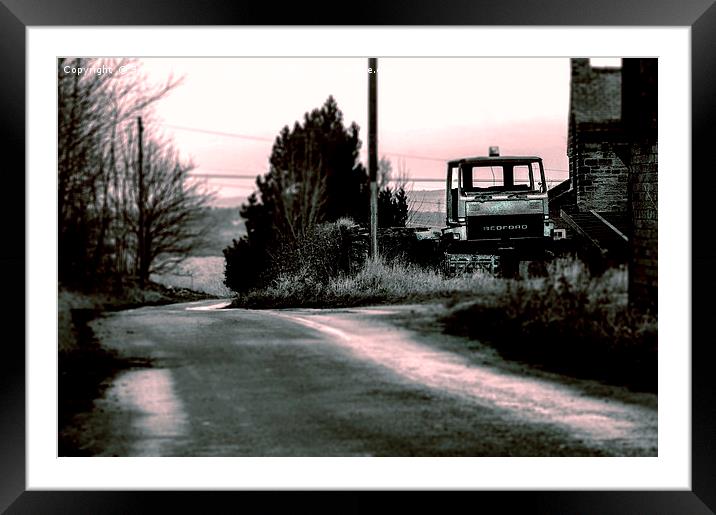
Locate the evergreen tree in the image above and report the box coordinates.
[260,95,368,239]
[224,96,409,293]
[378,186,409,228]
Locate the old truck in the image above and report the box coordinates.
[440,147,560,276]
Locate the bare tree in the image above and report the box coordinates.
[390,157,438,227]
[112,122,213,285]
[136,136,212,283]
[57,57,208,289]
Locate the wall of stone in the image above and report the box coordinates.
[628,142,658,312]
[569,59,622,125]
[574,142,629,212]
[568,59,627,213]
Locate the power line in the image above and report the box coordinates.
[188,174,445,182]
[188,173,258,180]
[163,123,570,169]
[198,182,256,189]
[193,166,266,175]
[376,151,447,163]
[167,122,449,162]
[162,124,274,142]
[188,173,566,184]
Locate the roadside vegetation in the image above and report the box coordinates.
[441,261,657,392]
[233,254,503,309]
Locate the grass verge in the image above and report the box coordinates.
[441,261,657,392]
[230,258,507,309]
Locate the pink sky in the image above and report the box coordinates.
[136,58,572,199]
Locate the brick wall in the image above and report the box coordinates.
[574,143,629,211]
[628,144,658,313]
[622,58,658,314]
[568,59,627,212]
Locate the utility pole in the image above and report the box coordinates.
[368,57,378,259]
[137,116,145,286]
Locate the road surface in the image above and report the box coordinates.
[63,300,657,457]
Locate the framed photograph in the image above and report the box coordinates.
[4,0,713,512]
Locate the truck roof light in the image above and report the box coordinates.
[489,146,500,157]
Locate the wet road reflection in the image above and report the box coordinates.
[104,368,188,456]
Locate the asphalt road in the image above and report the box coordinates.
[64,300,657,457]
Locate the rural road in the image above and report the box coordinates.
[65,300,658,457]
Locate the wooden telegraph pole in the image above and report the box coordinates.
[368,58,378,259]
[137,116,146,286]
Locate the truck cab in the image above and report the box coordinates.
[441,149,555,274]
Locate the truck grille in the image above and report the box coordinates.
[466,214,543,240]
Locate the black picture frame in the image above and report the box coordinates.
[2,1,713,512]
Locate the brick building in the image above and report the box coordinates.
[553,58,657,312]
[550,59,631,267]
[567,58,630,212]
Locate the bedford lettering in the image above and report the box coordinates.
[483,225,528,231]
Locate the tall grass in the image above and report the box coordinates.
[442,260,657,391]
[233,257,505,309]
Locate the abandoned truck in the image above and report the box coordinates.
[440,147,561,276]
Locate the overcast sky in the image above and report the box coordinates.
[136,57,573,199]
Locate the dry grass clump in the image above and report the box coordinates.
[233,257,504,309]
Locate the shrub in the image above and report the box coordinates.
[224,217,443,295]
[225,218,358,294]
[223,237,268,292]
[274,218,358,282]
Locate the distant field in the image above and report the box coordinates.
[191,207,246,257]
[152,256,231,297]
[408,210,443,228]
[407,189,444,228]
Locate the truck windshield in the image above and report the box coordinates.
[460,163,538,192]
